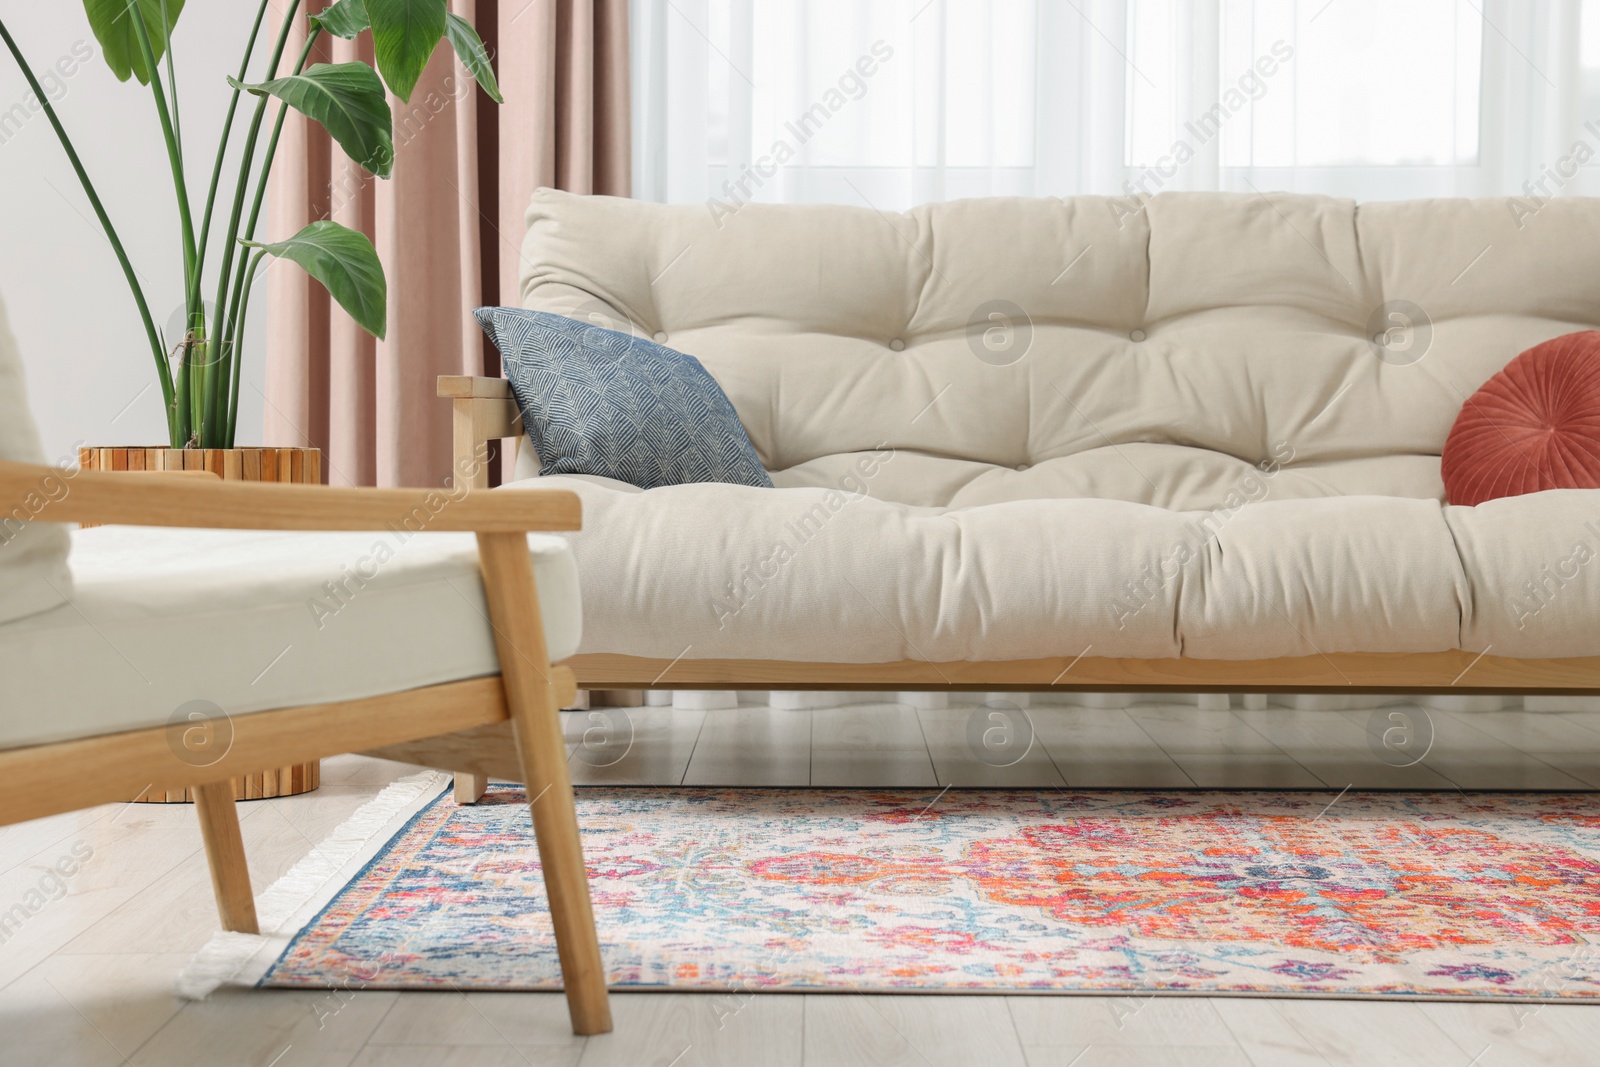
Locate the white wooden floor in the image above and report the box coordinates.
[5,698,1600,1067]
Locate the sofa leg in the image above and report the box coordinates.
[476,532,612,1036]
[192,780,259,935]
[453,772,490,804]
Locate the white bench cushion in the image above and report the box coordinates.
[0,526,580,750]
[0,291,71,625]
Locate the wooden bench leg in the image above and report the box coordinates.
[192,780,259,935]
[454,772,490,804]
[477,532,612,1036]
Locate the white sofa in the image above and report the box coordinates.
[458,188,1600,693]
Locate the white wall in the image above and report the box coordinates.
[0,4,267,462]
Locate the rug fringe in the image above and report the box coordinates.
[175,769,449,999]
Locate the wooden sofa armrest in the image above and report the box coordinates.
[438,375,513,399]
[440,375,524,490]
[0,460,578,532]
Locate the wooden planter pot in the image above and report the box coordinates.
[79,446,324,803]
[80,445,322,484]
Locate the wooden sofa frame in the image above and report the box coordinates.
[0,461,611,1036]
[442,374,1600,700]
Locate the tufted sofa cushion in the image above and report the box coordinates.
[514,189,1600,662]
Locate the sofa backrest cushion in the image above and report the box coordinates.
[517,189,1600,509]
[0,290,71,624]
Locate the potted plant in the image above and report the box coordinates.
[0,0,501,801]
[0,0,502,477]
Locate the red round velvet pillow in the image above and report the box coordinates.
[1442,331,1600,506]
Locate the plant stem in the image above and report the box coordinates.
[0,17,178,444]
[193,0,272,315]
[217,25,321,443]
[225,251,267,445]
[160,0,181,168]
[126,0,199,442]
[248,27,322,241]
[205,0,302,447]
[240,30,318,252]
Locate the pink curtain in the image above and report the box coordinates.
[265,0,631,487]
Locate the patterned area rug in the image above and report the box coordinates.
[252,783,1600,999]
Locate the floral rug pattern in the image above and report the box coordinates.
[263,787,1600,999]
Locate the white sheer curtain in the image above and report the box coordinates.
[634,0,1598,208]
[627,0,1598,714]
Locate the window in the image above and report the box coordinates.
[636,0,1590,207]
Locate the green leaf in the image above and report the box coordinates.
[311,0,371,39]
[232,63,395,178]
[82,0,186,84]
[245,222,387,340]
[444,13,502,104]
[366,0,447,103]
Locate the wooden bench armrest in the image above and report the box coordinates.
[0,460,578,532]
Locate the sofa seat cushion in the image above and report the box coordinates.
[0,526,581,750]
[513,474,1600,664]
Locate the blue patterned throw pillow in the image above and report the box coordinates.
[473,307,774,490]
